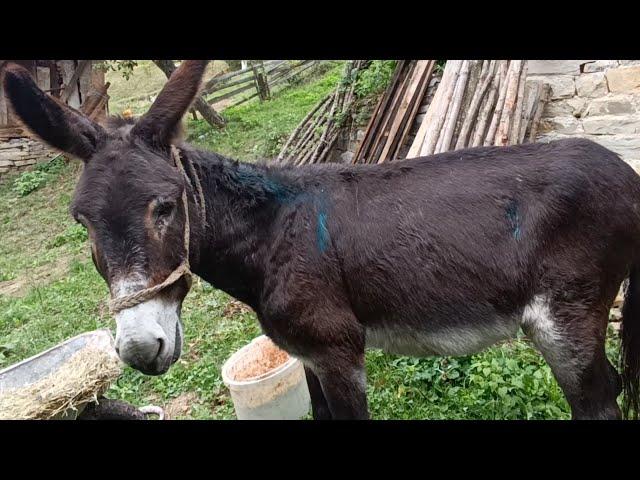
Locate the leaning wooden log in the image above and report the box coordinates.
[408,68,449,159]
[483,60,510,146]
[528,83,551,142]
[368,62,414,163]
[508,61,529,145]
[277,94,332,162]
[494,60,524,146]
[393,60,435,160]
[419,60,462,156]
[438,60,471,153]
[377,63,422,162]
[470,67,500,147]
[517,79,542,144]
[452,60,483,148]
[455,60,497,150]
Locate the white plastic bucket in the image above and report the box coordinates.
[221,335,310,420]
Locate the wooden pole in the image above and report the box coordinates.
[420,60,462,156]
[438,60,471,153]
[484,60,510,146]
[494,60,524,146]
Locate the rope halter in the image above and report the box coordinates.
[108,145,205,315]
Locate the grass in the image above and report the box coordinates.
[187,62,343,160]
[0,61,625,419]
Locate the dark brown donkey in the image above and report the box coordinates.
[4,60,640,420]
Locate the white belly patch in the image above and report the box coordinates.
[365,316,520,357]
[365,296,556,357]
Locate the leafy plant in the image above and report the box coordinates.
[11,155,67,197]
[355,60,397,98]
[12,170,50,197]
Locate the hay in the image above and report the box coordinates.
[0,347,122,420]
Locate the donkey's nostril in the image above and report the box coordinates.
[115,345,120,355]
[156,337,165,358]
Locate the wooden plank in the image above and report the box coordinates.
[371,62,414,163]
[207,73,256,93]
[379,61,431,162]
[394,60,435,159]
[79,62,93,106]
[35,66,51,91]
[60,60,90,106]
[204,60,283,91]
[208,81,257,104]
[353,61,406,163]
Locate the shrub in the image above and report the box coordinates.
[355,60,397,98]
[12,156,67,197]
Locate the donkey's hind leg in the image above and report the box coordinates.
[304,366,332,420]
[522,295,621,420]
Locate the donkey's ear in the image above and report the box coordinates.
[131,60,209,147]
[2,63,106,162]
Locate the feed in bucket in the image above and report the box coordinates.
[222,335,311,420]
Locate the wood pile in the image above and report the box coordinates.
[407,60,550,158]
[276,60,368,165]
[353,60,436,164]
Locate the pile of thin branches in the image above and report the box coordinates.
[276,60,368,165]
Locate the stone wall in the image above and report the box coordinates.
[0,137,57,181]
[531,60,640,171]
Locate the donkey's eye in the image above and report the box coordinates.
[74,214,88,228]
[155,201,174,218]
[154,200,175,230]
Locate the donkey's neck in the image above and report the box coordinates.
[182,145,299,310]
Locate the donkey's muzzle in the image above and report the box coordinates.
[113,296,182,376]
[116,331,170,375]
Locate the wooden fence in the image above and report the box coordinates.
[203,60,327,109]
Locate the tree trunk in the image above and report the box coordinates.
[152,60,226,129]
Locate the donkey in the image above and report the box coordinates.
[3,60,640,420]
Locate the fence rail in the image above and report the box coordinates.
[203,60,328,109]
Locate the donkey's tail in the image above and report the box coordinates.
[621,265,640,419]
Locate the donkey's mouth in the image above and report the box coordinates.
[171,320,183,364]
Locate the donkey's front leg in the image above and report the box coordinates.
[306,348,369,420]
